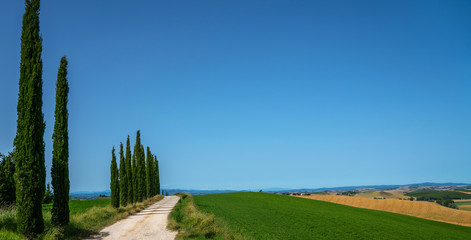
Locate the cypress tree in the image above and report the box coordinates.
[51,56,70,226]
[125,136,133,204]
[119,142,127,206]
[14,0,46,236]
[0,152,16,205]
[139,145,146,200]
[132,131,141,202]
[146,147,152,197]
[155,155,160,196]
[110,147,119,208]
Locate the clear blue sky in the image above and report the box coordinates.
[1,0,470,192]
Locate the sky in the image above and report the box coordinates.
[0,0,470,192]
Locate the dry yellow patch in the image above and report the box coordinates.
[356,191,406,199]
[298,195,471,227]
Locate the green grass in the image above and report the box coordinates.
[405,190,471,200]
[193,192,471,240]
[455,201,471,206]
[0,195,163,239]
[42,198,111,214]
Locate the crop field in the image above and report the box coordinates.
[300,194,471,227]
[455,200,471,211]
[194,192,471,239]
[405,190,471,200]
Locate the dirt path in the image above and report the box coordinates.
[86,196,180,240]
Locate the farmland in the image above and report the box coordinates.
[455,200,471,211]
[405,190,471,200]
[193,192,471,239]
[299,194,471,227]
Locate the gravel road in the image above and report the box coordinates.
[86,196,180,240]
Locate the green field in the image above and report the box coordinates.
[455,201,471,206]
[405,190,471,200]
[193,192,471,240]
[42,198,111,214]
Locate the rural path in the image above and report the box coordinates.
[86,196,180,240]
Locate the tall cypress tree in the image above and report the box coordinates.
[146,147,152,197]
[119,142,127,206]
[139,145,146,200]
[0,152,16,205]
[110,147,119,208]
[155,155,160,196]
[125,135,133,204]
[51,56,70,226]
[14,0,46,236]
[132,131,141,202]
[152,155,160,195]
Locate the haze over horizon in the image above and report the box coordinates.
[1,0,470,192]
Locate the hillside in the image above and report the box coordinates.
[193,192,471,239]
[299,194,471,227]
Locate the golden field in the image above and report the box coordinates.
[298,194,471,227]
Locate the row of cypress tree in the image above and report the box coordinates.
[110,130,160,208]
[13,0,71,237]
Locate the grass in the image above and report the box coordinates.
[168,193,246,240]
[193,192,471,239]
[405,190,471,200]
[42,198,111,215]
[0,195,163,239]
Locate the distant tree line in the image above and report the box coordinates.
[110,130,161,208]
[0,0,72,237]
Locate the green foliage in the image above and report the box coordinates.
[0,152,16,206]
[110,147,119,208]
[125,136,133,204]
[146,148,153,197]
[155,156,160,197]
[119,142,127,207]
[405,190,470,200]
[51,56,70,226]
[436,199,458,209]
[139,145,146,201]
[132,131,140,203]
[43,183,53,204]
[194,192,471,240]
[14,0,46,237]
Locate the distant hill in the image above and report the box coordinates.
[70,190,110,199]
[70,182,470,199]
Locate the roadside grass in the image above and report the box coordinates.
[194,192,471,240]
[168,193,248,240]
[0,195,163,239]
